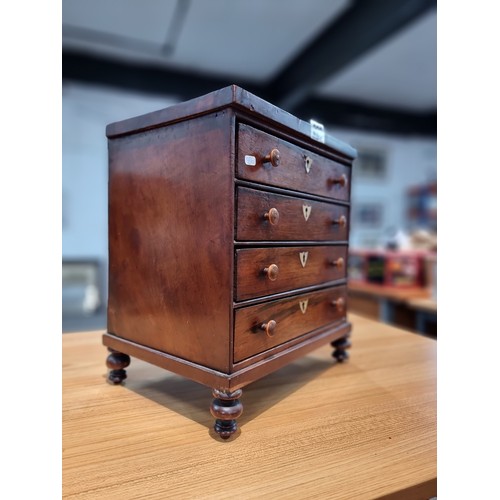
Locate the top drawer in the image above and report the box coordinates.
[237,123,351,201]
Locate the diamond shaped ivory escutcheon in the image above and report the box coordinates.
[299,251,308,267]
[302,204,312,221]
[304,156,312,173]
[299,299,309,314]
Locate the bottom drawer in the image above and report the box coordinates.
[234,286,347,362]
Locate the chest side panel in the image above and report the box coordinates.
[107,111,234,372]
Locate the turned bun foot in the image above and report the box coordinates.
[106,349,131,384]
[210,389,243,439]
[331,335,352,363]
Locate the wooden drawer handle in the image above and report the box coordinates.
[330,257,344,268]
[329,174,348,188]
[260,320,277,337]
[264,207,280,225]
[263,264,279,281]
[332,215,346,227]
[331,297,346,312]
[263,148,281,167]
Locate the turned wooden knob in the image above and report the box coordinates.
[332,215,347,227]
[264,207,280,225]
[330,257,344,268]
[329,174,348,187]
[331,297,346,312]
[260,320,277,337]
[263,148,281,167]
[263,264,279,281]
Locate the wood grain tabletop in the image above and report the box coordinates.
[62,313,436,500]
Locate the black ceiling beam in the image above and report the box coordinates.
[62,50,263,101]
[62,50,435,136]
[267,0,436,111]
[295,97,436,136]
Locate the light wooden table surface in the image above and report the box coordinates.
[63,314,436,500]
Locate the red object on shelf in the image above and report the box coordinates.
[348,249,432,288]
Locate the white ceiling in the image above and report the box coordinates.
[62,0,436,112]
[317,10,437,111]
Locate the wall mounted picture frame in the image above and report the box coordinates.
[352,148,388,180]
[354,203,384,227]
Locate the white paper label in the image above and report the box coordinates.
[310,119,325,143]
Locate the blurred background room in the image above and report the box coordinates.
[62,0,437,335]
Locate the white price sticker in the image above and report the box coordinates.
[310,119,325,143]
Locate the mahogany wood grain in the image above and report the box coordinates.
[237,123,351,201]
[229,321,350,380]
[107,111,234,372]
[235,245,347,301]
[104,85,357,438]
[65,315,436,499]
[236,186,349,242]
[234,286,347,362]
[103,321,351,391]
[106,85,358,162]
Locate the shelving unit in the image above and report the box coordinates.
[406,181,437,231]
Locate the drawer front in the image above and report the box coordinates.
[235,245,347,301]
[234,286,347,362]
[237,123,351,201]
[236,186,349,241]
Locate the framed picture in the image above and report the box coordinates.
[354,203,384,227]
[353,148,388,180]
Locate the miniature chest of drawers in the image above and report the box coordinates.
[103,85,357,439]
